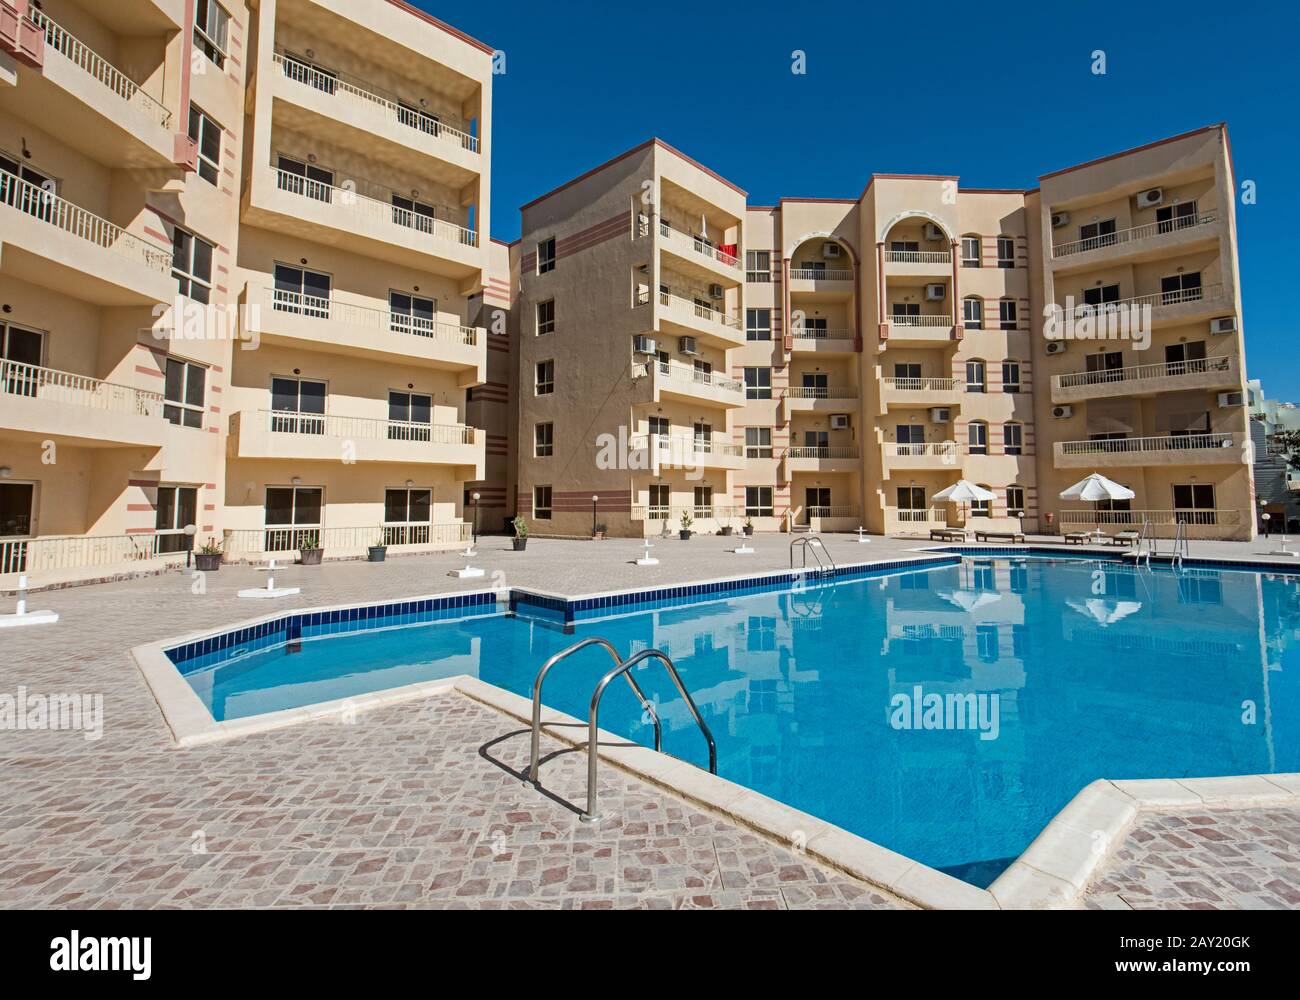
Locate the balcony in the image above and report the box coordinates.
[787,266,854,299]
[0,532,186,587]
[1050,211,1220,272]
[1051,355,1239,405]
[1059,508,1244,540]
[228,410,484,477]
[883,249,951,277]
[655,291,745,349]
[782,445,861,475]
[0,359,169,448]
[269,51,480,183]
[883,506,949,533]
[789,328,856,355]
[630,504,745,528]
[882,314,956,344]
[2,8,184,170]
[223,522,472,560]
[657,222,741,281]
[0,170,174,304]
[879,376,963,409]
[782,385,858,419]
[881,441,961,476]
[631,435,746,472]
[1054,432,1245,469]
[641,358,746,409]
[244,285,485,381]
[1052,282,1229,330]
[242,166,481,278]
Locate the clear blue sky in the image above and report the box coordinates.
[417,0,1299,399]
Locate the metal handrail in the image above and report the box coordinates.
[1172,519,1189,567]
[790,535,837,574]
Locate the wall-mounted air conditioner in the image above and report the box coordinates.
[923,223,944,241]
[924,283,946,301]
[1051,405,1073,419]
[1136,187,1164,209]
[831,414,850,430]
[822,243,842,258]
[707,283,724,299]
[1050,211,1070,228]
[1210,317,1237,335]
[1045,340,1067,355]
[633,336,657,355]
[678,336,698,355]
[929,407,952,423]
[1218,391,1244,407]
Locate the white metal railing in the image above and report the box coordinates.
[881,376,962,392]
[272,167,479,249]
[651,359,744,395]
[883,441,960,458]
[1059,433,1238,456]
[804,506,860,519]
[1056,283,1226,319]
[260,410,475,445]
[266,288,479,348]
[630,505,745,522]
[888,507,945,524]
[790,327,853,341]
[1061,509,1241,527]
[658,222,740,269]
[0,170,172,273]
[890,314,953,327]
[790,268,853,280]
[1,359,164,417]
[30,8,172,129]
[1,533,178,575]
[1054,355,1234,390]
[885,250,951,264]
[631,434,745,458]
[657,291,742,330]
[1052,210,1218,258]
[785,446,860,460]
[784,386,858,400]
[224,522,471,555]
[273,51,478,153]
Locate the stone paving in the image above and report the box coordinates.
[1,532,1298,909]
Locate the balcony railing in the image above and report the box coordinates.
[882,441,960,458]
[267,288,479,348]
[657,291,742,330]
[1059,433,1237,457]
[1060,509,1241,528]
[785,446,860,459]
[1054,356,1234,390]
[790,327,853,341]
[0,170,172,273]
[784,386,858,400]
[631,434,745,458]
[652,359,745,395]
[271,167,478,249]
[803,506,860,519]
[630,505,745,522]
[1,532,180,576]
[888,507,945,523]
[881,377,962,392]
[658,222,740,269]
[885,250,951,264]
[1056,283,1226,319]
[262,410,475,445]
[790,268,853,280]
[224,522,471,556]
[273,51,478,154]
[890,314,953,327]
[30,8,173,128]
[1,359,164,417]
[1052,210,1218,259]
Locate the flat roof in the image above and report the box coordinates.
[386,0,495,55]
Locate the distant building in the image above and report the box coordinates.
[1247,380,1300,531]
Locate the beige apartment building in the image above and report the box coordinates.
[513,124,1253,541]
[1,0,496,588]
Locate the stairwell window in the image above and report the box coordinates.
[965,359,986,393]
[536,299,555,336]
[999,298,1018,331]
[533,486,553,520]
[194,0,230,70]
[187,105,222,185]
[534,422,553,457]
[1006,486,1026,518]
[156,486,199,554]
[746,308,771,341]
[996,236,1015,269]
[968,421,989,455]
[171,228,213,304]
[963,296,983,330]
[745,367,772,400]
[746,250,771,282]
[961,236,981,268]
[745,486,774,518]
[1002,360,1022,393]
[536,237,556,274]
[1003,422,1023,455]
[745,427,773,458]
[535,360,554,395]
[164,358,206,429]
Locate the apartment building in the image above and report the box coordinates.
[512,124,1253,541]
[1,0,495,587]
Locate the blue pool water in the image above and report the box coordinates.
[172,556,1300,886]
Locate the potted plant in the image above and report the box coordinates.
[720,518,734,537]
[593,522,606,541]
[512,515,528,551]
[743,517,754,537]
[679,511,693,540]
[368,535,387,562]
[194,538,222,573]
[299,532,324,565]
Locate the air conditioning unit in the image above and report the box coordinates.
[1218,391,1244,407]
[1136,187,1164,209]
[707,283,724,299]
[830,414,850,430]
[678,336,698,355]
[1210,317,1237,335]
[633,335,657,355]
[924,283,946,301]
[929,407,952,423]
[1045,340,1067,355]
[1052,405,1073,419]
[1050,211,1070,229]
[923,223,944,241]
[822,243,842,258]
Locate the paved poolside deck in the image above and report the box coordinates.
[2,532,1298,909]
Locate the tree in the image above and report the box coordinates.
[1274,430,1300,472]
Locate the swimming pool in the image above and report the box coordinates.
[166,555,1300,887]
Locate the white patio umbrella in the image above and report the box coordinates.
[933,479,997,525]
[939,589,1003,613]
[1059,473,1136,538]
[1067,597,1143,627]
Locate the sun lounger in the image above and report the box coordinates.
[1063,531,1092,545]
[974,530,1026,543]
[930,528,969,542]
[1109,530,1140,546]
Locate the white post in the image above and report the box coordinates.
[16,574,27,616]
[266,559,276,592]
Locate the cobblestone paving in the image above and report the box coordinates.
[1082,808,1300,910]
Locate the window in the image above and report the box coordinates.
[745,427,773,458]
[1006,486,1026,517]
[537,237,556,274]
[746,250,771,282]
[536,299,555,336]
[965,359,986,393]
[164,358,206,429]
[1160,271,1203,305]
[264,486,322,551]
[384,488,432,545]
[1165,340,1207,375]
[534,422,553,457]
[961,236,981,268]
[1085,351,1124,382]
[1172,484,1217,524]
[194,0,229,69]
[1,322,44,368]
[694,486,713,518]
[1083,284,1121,309]
[889,239,919,254]
[389,291,436,337]
[270,377,326,434]
[277,154,333,202]
[388,391,432,440]
[745,486,774,518]
[1156,201,1198,233]
[535,360,554,395]
[897,487,926,514]
[1079,218,1117,249]
[746,308,772,341]
[155,486,199,554]
[976,625,999,661]
[391,193,436,234]
[533,486,553,520]
[648,415,669,440]
[971,485,994,518]
[996,236,1015,268]
[968,421,988,455]
[1002,360,1021,393]
[744,367,772,400]
[963,296,983,330]
[1003,422,1023,455]
[273,263,330,316]
[648,484,670,519]
[999,299,1018,331]
[0,482,34,542]
[171,228,213,304]
[187,106,221,185]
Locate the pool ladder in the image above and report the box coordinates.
[790,535,836,575]
[1133,517,1189,568]
[526,637,717,823]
